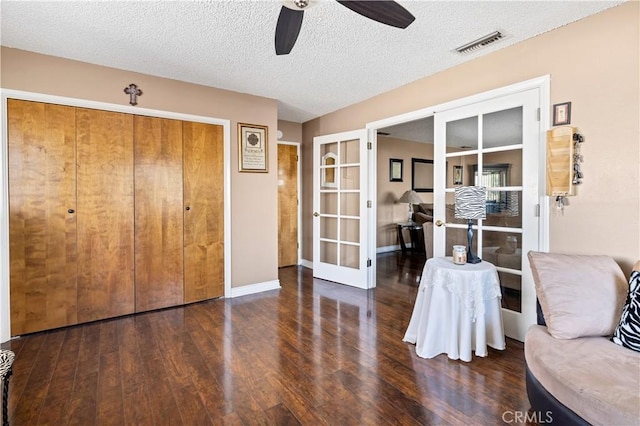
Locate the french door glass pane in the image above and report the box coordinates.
[483,107,523,148]
[485,190,522,229]
[340,218,359,243]
[320,192,338,215]
[446,116,478,153]
[444,227,474,256]
[321,142,338,157]
[340,192,359,216]
[320,217,337,240]
[320,241,337,265]
[341,166,360,189]
[340,244,359,269]
[340,139,360,164]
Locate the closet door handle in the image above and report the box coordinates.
[68,209,75,214]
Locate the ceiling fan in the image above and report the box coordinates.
[275,0,415,55]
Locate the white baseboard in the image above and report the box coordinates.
[377,245,400,254]
[300,259,313,269]
[229,279,281,298]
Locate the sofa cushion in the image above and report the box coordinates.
[527,252,627,339]
[525,325,640,426]
[611,270,640,352]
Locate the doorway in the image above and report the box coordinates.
[277,142,301,267]
[367,76,550,341]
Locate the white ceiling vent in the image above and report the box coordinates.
[455,31,505,55]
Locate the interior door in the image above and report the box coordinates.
[433,89,540,340]
[76,108,135,322]
[8,99,78,335]
[313,129,369,289]
[134,116,184,312]
[277,143,299,267]
[183,121,224,303]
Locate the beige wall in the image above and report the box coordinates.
[377,137,434,248]
[1,47,279,288]
[278,120,302,142]
[302,3,640,273]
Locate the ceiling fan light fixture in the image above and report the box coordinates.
[282,0,315,11]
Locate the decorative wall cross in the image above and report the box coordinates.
[124,83,143,106]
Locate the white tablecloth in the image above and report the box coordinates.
[403,257,506,362]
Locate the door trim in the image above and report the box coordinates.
[0,89,232,343]
[277,141,302,265]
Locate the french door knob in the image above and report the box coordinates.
[313,212,320,217]
[68,209,75,214]
[435,220,444,227]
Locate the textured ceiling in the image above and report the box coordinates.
[1,0,623,123]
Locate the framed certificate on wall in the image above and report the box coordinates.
[238,123,268,172]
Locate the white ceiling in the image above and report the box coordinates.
[1,0,622,123]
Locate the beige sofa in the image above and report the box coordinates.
[525,252,640,425]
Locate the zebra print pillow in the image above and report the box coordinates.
[611,270,640,352]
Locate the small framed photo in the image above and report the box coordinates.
[453,165,463,185]
[553,102,571,126]
[389,158,403,182]
[238,123,268,172]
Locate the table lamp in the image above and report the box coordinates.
[454,186,486,264]
[398,190,423,222]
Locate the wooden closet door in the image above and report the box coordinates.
[183,122,224,302]
[277,144,298,267]
[8,99,78,335]
[76,108,134,322]
[134,116,184,311]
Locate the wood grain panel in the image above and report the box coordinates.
[277,144,298,267]
[8,99,78,335]
[76,108,134,322]
[134,116,184,312]
[183,122,224,302]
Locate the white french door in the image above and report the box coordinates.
[313,129,370,289]
[433,88,541,340]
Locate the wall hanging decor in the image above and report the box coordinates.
[552,102,571,126]
[238,123,269,172]
[389,158,403,182]
[546,125,584,212]
[123,83,142,106]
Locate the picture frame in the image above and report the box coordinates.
[389,158,403,182]
[553,102,571,126]
[238,123,268,172]
[453,165,463,185]
[411,158,434,193]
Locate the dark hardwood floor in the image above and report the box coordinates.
[2,252,533,425]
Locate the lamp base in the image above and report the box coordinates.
[467,254,482,264]
[466,219,482,264]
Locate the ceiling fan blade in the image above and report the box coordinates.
[335,1,415,29]
[275,6,304,55]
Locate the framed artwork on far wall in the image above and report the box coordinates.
[453,165,463,185]
[389,158,403,182]
[238,122,268,172]
[412,158,434,192]
[553,102,571,126]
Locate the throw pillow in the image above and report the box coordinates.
[611,270,640,352]
[528,251,628,339]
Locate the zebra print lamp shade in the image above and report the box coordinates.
[454,186,486,264]
[454,186,487,220]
